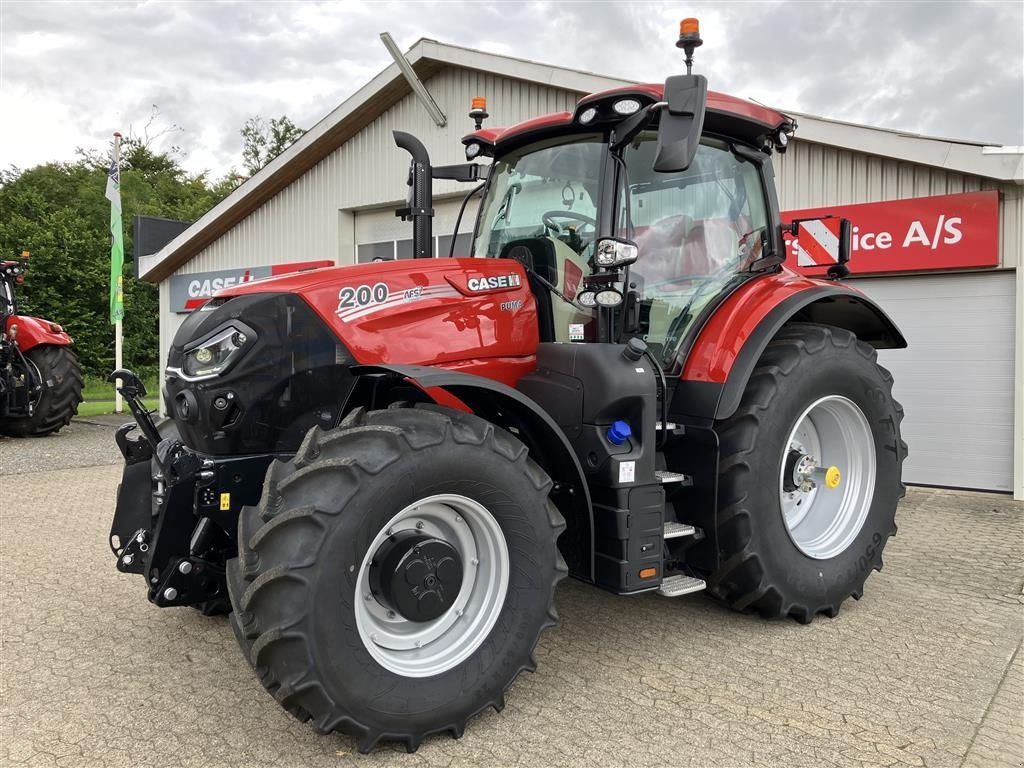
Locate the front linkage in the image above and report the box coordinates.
[108,369,271,609]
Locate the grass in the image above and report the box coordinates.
[77,373,160,418]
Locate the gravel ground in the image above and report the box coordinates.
[0,416,125,475]
[1,421,1022,768]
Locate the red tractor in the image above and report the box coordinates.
[109,23,906,753]
[0,252,83,436]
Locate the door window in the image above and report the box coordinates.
[619,135,770,365]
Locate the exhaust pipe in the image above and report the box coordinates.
[393,131,433,259]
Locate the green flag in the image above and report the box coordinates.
[105,146,124,324]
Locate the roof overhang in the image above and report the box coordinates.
[788,111,1024,185]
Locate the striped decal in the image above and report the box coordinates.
[335,284,462,323]
[796,218,841,267]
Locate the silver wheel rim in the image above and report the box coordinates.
[354,494,509,678]
[779,395,876,560]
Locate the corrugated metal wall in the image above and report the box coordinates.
[774,140,1023,269]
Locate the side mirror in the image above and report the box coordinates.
[653,74,708,172]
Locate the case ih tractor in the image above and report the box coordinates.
[109,22,906,753]
[0,252,83,437]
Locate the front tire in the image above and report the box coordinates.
[0,344,83,437]
[226,406,566,752]
[708,323,906,623]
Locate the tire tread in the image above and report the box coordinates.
[227,405,565,752]
[709,323,906,623]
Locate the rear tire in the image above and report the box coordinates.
[226,405,565,752]
[708,323,906,623]
[0,345,83,437]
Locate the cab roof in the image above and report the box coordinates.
[463,84,794,155]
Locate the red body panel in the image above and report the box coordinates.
[681,268,856,384]
[217,258,539,386]
[577,85,788,129]
[5,314,74,353]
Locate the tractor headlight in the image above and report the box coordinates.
[578,107,597,125]
[594,237,639,268]
[182,325,253,380]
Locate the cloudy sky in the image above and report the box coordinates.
[2,1,1022,177]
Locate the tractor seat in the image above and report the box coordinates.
[633,216,743,285]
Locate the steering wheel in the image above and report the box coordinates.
[542,210,596,234]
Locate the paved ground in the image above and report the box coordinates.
[1,421,1021,768]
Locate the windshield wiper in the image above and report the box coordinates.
[522,263,584,310]
[495,182,522,223]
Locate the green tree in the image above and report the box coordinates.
[240,115,305,175]
[0,141,233,377]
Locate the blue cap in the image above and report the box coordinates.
[606,420,632,446]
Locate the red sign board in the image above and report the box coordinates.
[782,190,1000,276]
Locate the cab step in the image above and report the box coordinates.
[663,521,697,539]
[657,574,707,597]
[655,470,692,485]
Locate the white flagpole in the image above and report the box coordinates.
[115,317,123,413]
[113,132,123,414]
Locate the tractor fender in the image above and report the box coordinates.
[5,314,74,353]
[674,273,906,422]
[349,363,595,582]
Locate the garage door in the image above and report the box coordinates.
[354,198,478,262]
[854,271,1016,492]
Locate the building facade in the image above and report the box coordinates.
[140,39,1024,498]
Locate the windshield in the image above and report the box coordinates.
[618,134,769,367]
[473,135,604,261]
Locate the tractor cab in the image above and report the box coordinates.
[447,29,798,372]
[469,120,781,369]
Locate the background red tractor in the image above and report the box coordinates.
[0,252,83,437]
[109,21,906,753]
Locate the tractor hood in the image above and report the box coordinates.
[210,257,538,369]
[165,257,538,455]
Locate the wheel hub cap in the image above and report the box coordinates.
[354,494,510,678]
[369,531,463,622]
